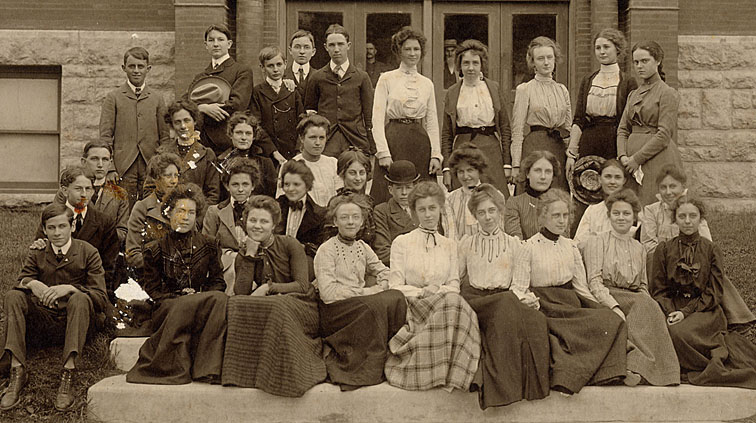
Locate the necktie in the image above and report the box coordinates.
[232,202,245,226]
[334,65,342,79]
[419,227,437,251]
[56,250,65,263]
[298,67,305,84]
[75,214,83,233]
[134,87,142,97]
[91,186,101,206]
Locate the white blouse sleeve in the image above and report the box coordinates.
[314,242,363,304]
[371,73,391,159]
[424,80,442,162]
[510,83,530,168]
[510,240,533,299]
[438,239,460,294]
[388,234,422,297]
[569,241,599,303]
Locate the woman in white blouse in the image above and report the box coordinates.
[371,27,441,204]
[315,193,407,389]
[583,188,680,386]
[385,181,480,392]
[458,184,550,408]
[441,39,511,197]
[511,188,626,395]
[511,36,572,192]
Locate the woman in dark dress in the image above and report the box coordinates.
[458,184,550,408]
[221,195,327,396]
[315,193,406,389]
[503,150,560,240]
[651,196,756,389]
[511,188,627,395]
[127,183,227,385]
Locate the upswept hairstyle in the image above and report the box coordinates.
[204,24,232,41]
[672,194,707,221]
[605,188,642,217]
[41,203,74,227]
[280,159,315,191]
[526,36,563,72]
[165,99,200,126]
[242,195,282,227]
[82,141,113,159]
[326,192,371,223]
[391,27,427,59]
[123,46,150,65]
[632,40,666,81]
[535,188,573,228]
[655,163,687,187]
[325,24,350,43]
[289,29,314,47]
[162,182,206,219]
[408,181,446,216]
[222,157,261,187]
[455,39,489,77]
[147,152,182,180]
[227,110,261,137]
[518,150,560,186]
[467,183,506,215]
[337,148,372,179]
[60,165,95,188]
[259,46,286,66]
[600,158,627,180]
[448,143,488,173]
[296,113,331,138]
[593,28,628,63]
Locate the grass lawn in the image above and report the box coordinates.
[0,206,753,422]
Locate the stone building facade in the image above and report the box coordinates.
[1,0,755,210]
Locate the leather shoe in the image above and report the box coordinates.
[54,368,76,411]
[0,366,27,411]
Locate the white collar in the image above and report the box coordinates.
[229,196,249,207]
[330,59,349,72]
[460,181,482,194]
[266,77,283,90]
[599,63,620,74]
[65,201,88,220]
[53,238,73,255]
[292,62,310,74]
[94,178,106,187]
[399,62,418,75]
[212,54,231,68]
[534,74,554,82]
[126,80,145,93]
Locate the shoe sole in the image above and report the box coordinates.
[54,403,74,412]
[0,396,22,411]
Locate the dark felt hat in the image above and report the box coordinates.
[189,75,232,104]
[444,39,458,48]
[570,155,606,205]
[385,160,420,184]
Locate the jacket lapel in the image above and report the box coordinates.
[340,65,355,83]
[120,83,137,101]
[446,82,461,124]
[259,82,279,102]
[218,203,239,241]
[76,209,97,242]
[389,198,414,229]
[485,78,501,113]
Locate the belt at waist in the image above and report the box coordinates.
[456,125,496,136]
[390,118,421,125]
[530,125,569,140]
[631,125,657,134]
[585,116,617,126]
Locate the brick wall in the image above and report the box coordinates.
[1,0,174,31]
[624,0,678,87]
[679,0,756,36]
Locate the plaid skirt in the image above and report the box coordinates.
[385,292,481,391]
[611,288,680,386]
[221,294,327,397]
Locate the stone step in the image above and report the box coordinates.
[87,374,756,423]
[109,337,149,372]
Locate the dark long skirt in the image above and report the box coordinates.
[531,284,626,394]
[126,291,228,385]
[461,285,550,409]
[519,130,568,193]
[221,294,327,397]
[610,289,680,386]
[668,304,756,389]
[318,290,407,389]
[371,120,432,204]
[578,121,618,159]
[450,133,509,198]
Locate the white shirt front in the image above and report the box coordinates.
[292,62,311,82]
[53,238,73,256]
[65,201,88,232]
[285,197,307,237]
[266,77,283,93]
[212,54,231,69]
[126,80,145,95]
[330,59,350,79]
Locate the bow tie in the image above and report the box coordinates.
[287,198,304,211]
[419,227,437,251]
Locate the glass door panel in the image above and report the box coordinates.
[286,2,356,70]
[355,2,422,74]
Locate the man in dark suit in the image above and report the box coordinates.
[100,46,170,210]
[34,166,119,299]
[284,29,316,98]
[365,42,393,87]
[0,203,108,412]
[188,24,254,156]
[304,24,375,158]
[443,39,459,89]
[372,161,419,266]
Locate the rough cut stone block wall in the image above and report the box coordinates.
[0,30,174,205]
[678,35,756,212]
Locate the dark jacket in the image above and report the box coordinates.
[283,64,313,99]
[54,181,129,243]
[274,194,326,257]
[202,199,244,252]
[441,77,512,168]
[217,146,277,198]
[157,141,221,205]
[188,58,254,154]
[99,83,170,175]
[35,206,119,287]
[142,231,225,302]
[304,63,376,154]
[572,69,638,130]
[18,239,108,313]
[125,192,171,270]
[372,198,417,266]
[250,81,304,160]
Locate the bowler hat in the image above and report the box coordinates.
[570,155,606,205]
[385,160,420,184]
[189,75,232,104]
